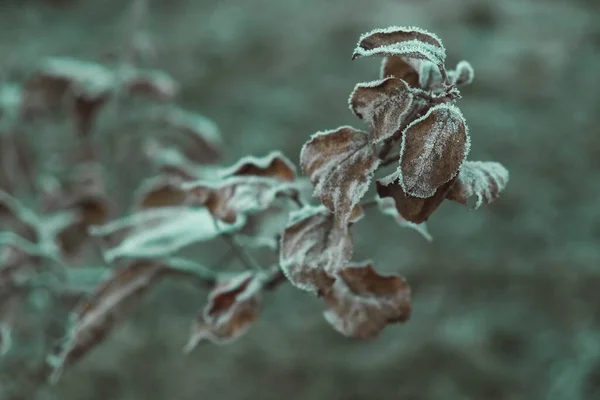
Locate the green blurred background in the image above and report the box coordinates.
[1,0,600,398]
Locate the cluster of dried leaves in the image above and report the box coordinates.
[0,25,508,389]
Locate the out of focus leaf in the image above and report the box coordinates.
[376,195,432,241]
[279,205,353,294]
[185,271,262,350]
[134,175,188,209]
[450,60,475,86]
[218,151,297,182]
[322,261,411,339]
[300,126,380,226]
[349,77,414,143]
[446,161,509,208]
[381,103,469,198]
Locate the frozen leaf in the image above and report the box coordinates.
[185,271,262,350]
[418,61,444,91]
[376,178,456,224]
[450,60,475,86]
[322,261,411,339]
[143,138,206,181]
[376,195,432,241]
[122,68,179,100]
[182,176,299,224]
[382,103,470,198]
[279,205,352,294]
[218,151,296,182]
[89,206,244,263]
[446,161,509,208]
[352,26,446,70]
[300,126,380,226]
[133,175,187,209]
[47,260,166,383]
[380,56,419,87]
[349,77,414,143]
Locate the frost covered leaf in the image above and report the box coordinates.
[185,271,262,350]
[352,26,446,70]
[382,103,469,198]
[143,139,206,181]
[349,78,414,143]
[322,261,411,339]
[450,60,475,86]
[279,205,352,294]
[380,56,419,87]
[418,61,444,91]
[134,175,187,209]
[376,195,432,241]
[300,126,379,226]
[376,178,456,224]
[47,260,166,383]
[218,151,296,182]
[159,108,223,165]
[182,176,299,225]
[446,161,509,208]
[89,206,244,263]
[122,68,179,100]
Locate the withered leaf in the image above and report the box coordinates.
[450,60,475,86]
[300,126,380,226]
[376,195,432,241]
[47,260,166,383]
[279,205,352,294]
[89,206,244,263]
[376,178,456,224]
[322,261,411,339]
[381,103,469,198]
[182,176,299,225]
[121,68,179,100]
[380,56,419,87]
[349,77,414,143]
[133,175,187,209]
[185,271,262,350]
[143,138,207,181]
[352,26,446,69]
[446,161,509,208]
[218,151,296,182]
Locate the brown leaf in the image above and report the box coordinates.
[376,195,432,241]
[279,205,352,294]
[322,261,411,339]
[352,26,446,69]
[133,175,187,209]
[143,138,208,181]
[446,161,509,208]
[380,56,419,87]
[122,68,179,100]
[381,103,469,198]
[47,260,166,382]
[300,126,380,226]
[182,176,299,225]
[218,151,296,182]
[349,77,414,143]
[185,271,262,350]
[376,178,456,224]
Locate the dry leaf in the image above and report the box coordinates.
[143,138,207,181]
[47,260,166,383]
[376,195,432,241]
[349,77,414,143]
[279,205,352,294]
[300,126,380,226]
[322,261,411,339]
[133,175,187,209]
[380,56,419,87]
[182,176,299,224]
[381,103,469,198]
[376,178,456,224]
[446,161,509,208]
[121,68,179,100]
[218,151,296,182]
[450,60,475,86]
[185,271,262,350]
[89,206,244,263]
[352,26,446,70]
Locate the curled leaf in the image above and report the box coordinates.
[349,77,414,143]
[380,56,419,87]
[89,206,244,263]
[376,195,432,241]
[446,161,509,208]
[450,60,475,86]
[279,205,352,294]
[218,151,296,182]
[134,175,187,209]
[185,271,262,350]
[300,126,380,226]
[381,103,469,198]
[376,178,456,224]
[47,260,166,383]
[322,261,411,339]
[122,68,179,100]
[352,26,446,70]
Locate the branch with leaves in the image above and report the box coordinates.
[0,24,508,392]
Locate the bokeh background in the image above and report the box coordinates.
[1,0,600,399]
